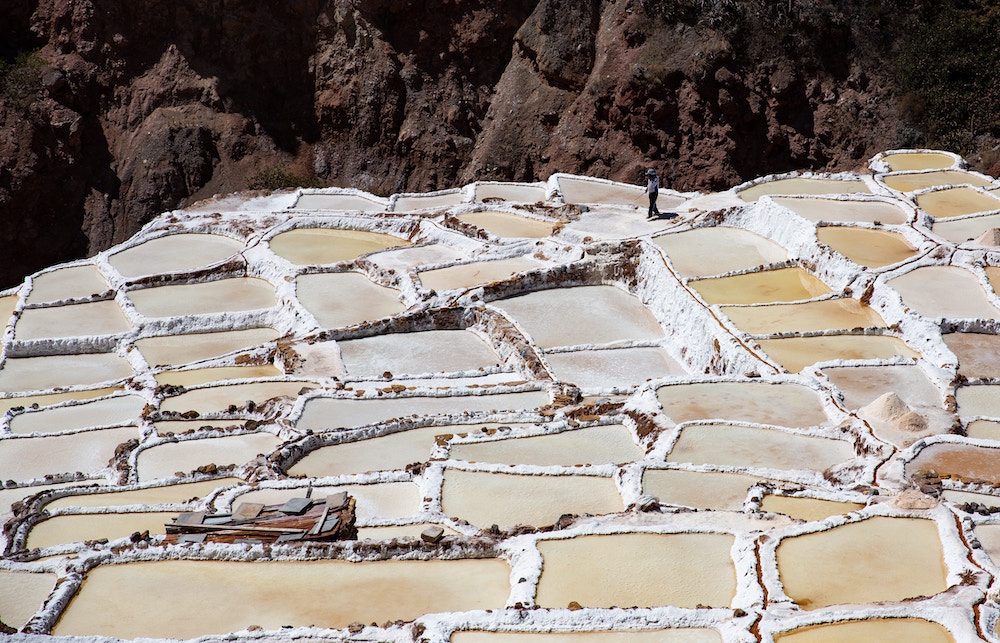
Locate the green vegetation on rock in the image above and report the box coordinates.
[0,49,45,109]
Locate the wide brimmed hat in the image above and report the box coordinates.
[645,168,656,175]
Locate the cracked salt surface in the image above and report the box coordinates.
[2,151,1000,642]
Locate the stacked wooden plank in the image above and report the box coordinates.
[164,492,357,545]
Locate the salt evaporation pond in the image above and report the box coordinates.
[3,153,1000,642]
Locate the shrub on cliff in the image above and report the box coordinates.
[900,1,1000,151]
[0,49,45,110]
[247,166,321,191]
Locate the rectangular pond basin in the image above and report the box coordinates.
[652,227,787,277]
[821,364,939,410]
[956,384,1000,419]
[268,228,408,265]
[0,569,58,631]
[535,533,735,608]
[756,335,919,373]
[296,391,550,431]
[738,178,871,202]
[127,278,277,318]
[933,212,1000,244]
[136,432,278,483]
[292,193,386,211]
[108,233,243,279]
[418,257,542,292]
[449,424,641,466]
[338,329,502,378]
[816,227,918,268]
[441,470,622,529]
[544,347,687,390]
[557,176,650,207]
[452,631,722,643]
[296,272,405,329]
[15,300,132,341]
[52,557,511,639]
[775,619,954,642]
[642,469,762,510]
[154,365,283,387]
[882,170,996,193]
[720,298,886,335]
[667,424,853,472]
[27,511,178,549]
[776,516,948,610]
[759,495,864,522]
[1,426,138,483]
[770,197,908,224]
[135,328,279,368]
[690,267,831,305]
[27,264,110,303]
[916,186,1000,218]
[10,394,146,435]
[491,285,663,349]
[474,183,547,203]
[44,478,242,510]
[393,191,465,211]
[160,381,316,414]
[287,425,454,477]
[656,381,829,428]
[881,151,956,171]
[889,266,1000,320]
[905,442,1000,484]
[0,386,123,415]
[457,212,555,239]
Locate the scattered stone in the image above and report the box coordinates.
[421,526,445,543]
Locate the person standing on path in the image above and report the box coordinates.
[646,168,660,219]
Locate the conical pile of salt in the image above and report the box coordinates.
[973,228,1000,247]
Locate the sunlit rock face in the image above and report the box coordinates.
[0,150,997,642]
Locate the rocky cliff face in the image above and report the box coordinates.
[0,0,975,287]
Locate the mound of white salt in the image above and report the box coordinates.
[973,228,1000,247]
[861,392,911,422]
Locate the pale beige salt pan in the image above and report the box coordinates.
[15,300,132,340]
[27,264,110,303]
[109,233,243,278]
[0,569,58,630]
[759,495,864,522]
[296,272,405,329]
[367,243,468,272]
[556,176,649,207]
[27,511,177,549]
[44,478,242,510]
[956,384,1000,419]
[652,227,787,277]
[127,278,277,317]
[544,347,687,389]
[0,386,123,415]
[268,228,408,265]
[776,516,948,609]
[942,489,1000,511]
[233,482,419,520]
[770,197,908,224]
[287,425,451,477]
[292,193,386,211]
[491,285,663,348]
[449,424,641,466]
[905,442,1000,484]
[135,327,279,368]
[418,256,542,291]
[738,177,871,202]
[440,470,622,529]
[656,381,828,427]
[775,618,954,642]
[0,426,138,482]
[475,183,547,203]
[690,267,831,304]
[757,335,919,373]
[821,364,940,410]
[458,211,555,238]
[667,423,853,472]
[154,364,283,387]
[136,432,278,483]
[881,151,956,171]
[394,191,465,211]
[159,381,315,414]
[721,298,886,334]
[53,558,511,638]
[642,469,762,510]
[973,524,1000,566]
[357,523,460,540]
[917,186,1000,218]
[9,394,145,434]
[452,631,722,643]
[966,420,1000,441]
[338,329,502,378]
[933,213,1000,244]
[817,226,919,268]
[882,170,996,192]
[296,391,549,431]
[535,533,735,608]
